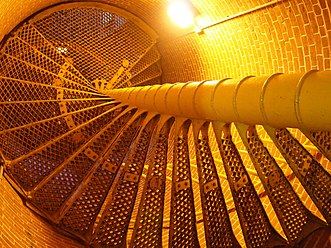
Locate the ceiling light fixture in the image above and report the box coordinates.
[167,0,198,29]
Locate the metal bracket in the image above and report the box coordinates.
[149,175,163,190]
[268,170,281,188]
[107,59,130,89]
[71,131,85,143]
[59,102,67,114]
[54,61,71,86]
[0,163,4,180]
[175,179,190,192]
[299,157,312,177]
[64,115,75,129]
[234,175,248,192]
[58,62,71,77]
[102,161,117,173]
[57,89,77,130]
[92,79,107,91]
[84,148,98,161]
[53,78,63,86]
[204,179,218,193]
[124,172,139,182]
[57,89,64,100]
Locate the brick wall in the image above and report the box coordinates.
[159,0,331,82]
[0,175,86,248]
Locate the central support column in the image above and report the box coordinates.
[106,71,331,131]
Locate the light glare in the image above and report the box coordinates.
[168,1,195,28]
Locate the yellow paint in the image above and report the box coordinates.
[106,71,331,132]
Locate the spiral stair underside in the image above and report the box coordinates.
[0,2,330,248]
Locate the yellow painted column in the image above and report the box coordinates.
[105,70,331,131]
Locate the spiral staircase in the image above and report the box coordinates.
[0,2,330,247]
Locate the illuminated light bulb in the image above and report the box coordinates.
[168,0,195,28]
